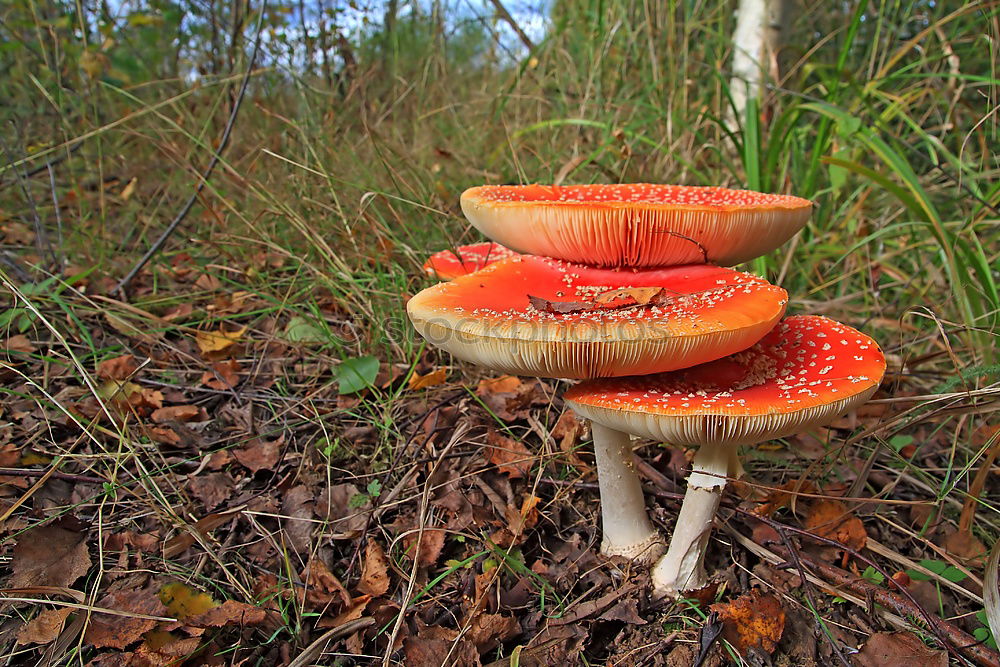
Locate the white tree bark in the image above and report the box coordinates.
[725,0,792,132]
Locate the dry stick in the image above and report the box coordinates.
[487,0,535,51]
[0,468,105,485]
[114,1,266,297]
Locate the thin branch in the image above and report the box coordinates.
[487,0,535,51]
[114,1,267,297]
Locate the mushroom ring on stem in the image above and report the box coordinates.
[407,254,789,562]
[566,315,887,597]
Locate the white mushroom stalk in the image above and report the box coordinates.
[650,441,743,596]
[591,423,666,563]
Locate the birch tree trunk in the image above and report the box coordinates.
[725,0,792,132]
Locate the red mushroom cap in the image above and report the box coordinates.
[461,184,812,268]
[406,254,788,379]
[565,315,886,446]
[423,242,517,280]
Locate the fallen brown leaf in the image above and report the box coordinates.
[10,525,91,588]
[84,586,168,649]
[4,334,35,354]
[357,540,390,596]
[201,358,241,390]
[151,405,202,423]
[97,354,138,381]
[186,599,267,627]
[803,499,867,551]
[853,631,947,667]
[942,528,986,562]
[304,557,352,610]
[409,368,447,390]
[187,472,235,510]
[280,485,315,553]
[403,528,445,568]
[233,436,281,473]
[710,590,785,655]
[486,430,533,479]
[16,607,73,645]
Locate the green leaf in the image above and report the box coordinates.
[366,479,382,498]
[284,315,327,345]
[337,355,379,394]
[348,493,369,509]
[861,566,884,585]
[889,435,914,453]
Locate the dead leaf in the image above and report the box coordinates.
[754,480,817,517]
[404,625,480,667]
[186,600,267,627]
[357,540,390,596]
[318,594,372,628]
[466,612,520,652]
[10,525,91,588]
[710,590,785,655]
[151,405,202,423]
[477,375,521,395]
[4,335,35,354]
[195,273,221,291]
[403,528,445,568]
[16,607,73,645]
[803,499,867,551]
[233,437,281,473]
[317,483,372,536]
[280,484,314,553]
[409,368,447,390]
[97,354,138,381]
[120,176,137,201]
[593,286,664,305]
[486,430,533,478]
[187,472,234,510]
[195,324,246,356]
[304,557,352,610]
[942,528,986,562]
[84,587,168,649]
[853,631,947,667]
[201,359,241,390]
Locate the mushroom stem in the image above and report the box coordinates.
[590,422,666,564]
[651,441,743,597]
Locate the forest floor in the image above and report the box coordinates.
[1,206,998,666]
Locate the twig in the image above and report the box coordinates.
[487,0,534,51]
[114,2,267,297]
[0,468,106,485]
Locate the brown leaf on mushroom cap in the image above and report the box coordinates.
[853,631,947,666]
[10,525,91,588]
[710,590,785,655]
[803,500,867,552]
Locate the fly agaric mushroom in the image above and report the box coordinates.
[461,184,812,268]
[423,242,516,281]
[407,254,788,379]
[565,315,886,596]
[408,254,789,562]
